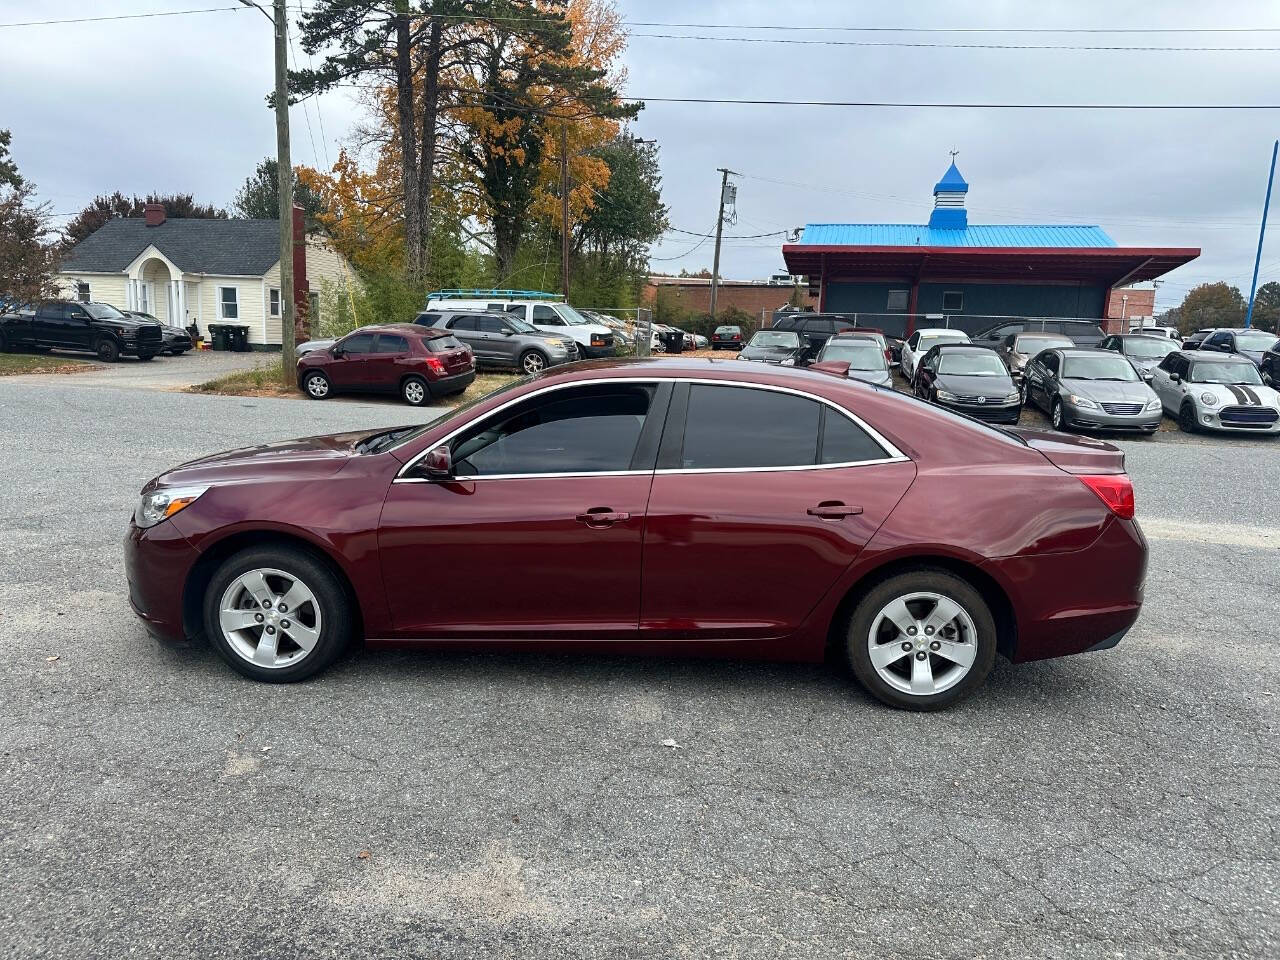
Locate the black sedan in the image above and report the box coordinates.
[735,329,810,366]
[911,343,1022,423]
[1261,336,1280,386]
[123,311,193,355]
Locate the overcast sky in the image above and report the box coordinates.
[5,0,1280,311]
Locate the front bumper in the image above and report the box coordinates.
[124,519,200,643]
[580,343,616,359]
[1063,402,1161,432]
[938,399,1022,423]
[1194,405,1280,432]
[429,368,476,396]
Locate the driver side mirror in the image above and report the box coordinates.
[422,445,452,479]
[1169,373,1182,384]
[331,346,345,358]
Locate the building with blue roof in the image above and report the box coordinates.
[781,161,1199,337]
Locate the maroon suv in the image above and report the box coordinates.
[125,357,1149,711]
[296,323,474,406]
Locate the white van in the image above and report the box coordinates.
[425,289,616,357]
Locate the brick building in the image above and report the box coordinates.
[643,276,817,319]
[1104,287,1157,331]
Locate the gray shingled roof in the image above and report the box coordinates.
[60,218,282,276]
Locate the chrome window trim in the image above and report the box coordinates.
[393,375,909,483]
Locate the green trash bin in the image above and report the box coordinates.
[208,324,230,351]
[228,325,251,352]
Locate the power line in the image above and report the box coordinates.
[626,96,1280,110]
[629,32,1280,52]
[0,5,242,28]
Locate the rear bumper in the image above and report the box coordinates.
[429,368,475,396]
[124,519,200,643]
[983,515,1147,663]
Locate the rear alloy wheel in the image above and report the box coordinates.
[1178,401,1200,433]
[520,350,548,375]
[1051,397,1066,431]
[1020,379,1030,405]
[203,547,352,682]
[303,371,331,400]
[401,375,430,406]
[96,338,120,363]
[846,570,996,711]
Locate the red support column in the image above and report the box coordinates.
[292,205,309,343]
[906,280,920,336]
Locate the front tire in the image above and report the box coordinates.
[202,546,353,683]
[401,374,430,406]
[845,569,997,711]
[302,371,331,400]
[1178,401,1200,433]
[96,338,120,362]
[519,350,548,375]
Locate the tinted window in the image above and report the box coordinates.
[681,385,819,469]
[478,316,508,334]
[375,334,409,353]
[452,385,653,477]
[447,316,478,331]
[772,316,799,330]
[37,304,65,320]
[821,410,887,464]
[1156,353,1178,372]
[1207,332,1232,346]
[532,305,563,324]
[340,333,375,354]
[804,318,837,335]
[425,334,463,353]
[416,312,442,326]
[1039,352,1060,375]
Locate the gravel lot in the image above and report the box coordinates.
[1,375,1277,959]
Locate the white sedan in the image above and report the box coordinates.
[900,328,972,381]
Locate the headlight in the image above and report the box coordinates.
[1004,392,1021,404]
[780,358,797,366]
[936,389,959,402]
[1200,392,1218,406]
[134,485,208,529]
[1145,397,1162,411]
[1066,394,1098,409]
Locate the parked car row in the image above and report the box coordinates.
[0,299,186,361]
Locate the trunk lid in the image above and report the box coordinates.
[439,346,473,374]
[1008,427,1126,475]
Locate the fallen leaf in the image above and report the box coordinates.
[357,850,371,860]
[261,746,272,752]
[661,739,683,750]
[44,655,60,663]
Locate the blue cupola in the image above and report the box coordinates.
[928,160,969,230]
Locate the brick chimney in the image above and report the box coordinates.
[143,203,166,227]
[291,205,309,342]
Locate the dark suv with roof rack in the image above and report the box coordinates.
[0,300,163,361]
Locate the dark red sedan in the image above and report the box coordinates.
[125,357,1146,710]
[296,323,475,406]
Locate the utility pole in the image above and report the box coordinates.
[560,123,571,300]
[242,0,294,382]
[709,168,738,319]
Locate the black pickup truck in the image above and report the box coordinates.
[0,300,163,361]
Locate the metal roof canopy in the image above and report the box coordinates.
[782,244,1200,286]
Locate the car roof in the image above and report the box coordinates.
[1181,349,1252,362]
[1114,333,1170,340]
[1057,347,1112,355]
[354,323,448,337]
[931,343,997,354]
[1013,332,1072,340]
[916,328,968,336]
[829,332,884,340]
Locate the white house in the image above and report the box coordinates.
[57,204,355,347]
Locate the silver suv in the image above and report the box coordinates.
[417,310,579,374]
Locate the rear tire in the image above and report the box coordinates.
[202,545,353,683]
[1178,401,1199,433]
[845,569,997,711]
[401,375,430,406]
[302,371,331,400]
[96,338,120,363]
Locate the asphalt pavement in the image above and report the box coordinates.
[0,375,1277,959]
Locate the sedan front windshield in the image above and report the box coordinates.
[1190,361,1264,385]
[1123,337,1176,359]
[820,341,886,370]
[85,303,126,320]
[749,331,801,349]
[1061,355,1139,382]
[938,353,1008,376]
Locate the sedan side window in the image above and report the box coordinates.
[452,384,654,477]
[1042,353,1061,376]
[680,385,819,470]
[905,333,920,350]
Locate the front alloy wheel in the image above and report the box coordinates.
[303,371,330,399]
[97,338,120,362]
[847,570,996,710]
[204,547,352,682]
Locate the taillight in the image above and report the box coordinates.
[1079,474,1135,519]
[884,349,891,361]
[733,333,741,340]
[425,356,445,375]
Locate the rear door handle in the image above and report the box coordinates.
[575,507,630,526]
[807,501,864,520]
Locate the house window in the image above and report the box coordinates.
[309,290,320,324]
[942,291,964,312]
[886,289,909,312]
[269,288,281,317]
[76,281,91,303]
[219,286,238,320]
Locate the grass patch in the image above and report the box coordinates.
[0,353,95,376]
[189,362,519,407]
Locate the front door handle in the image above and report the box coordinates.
[807,501,864,520]
[575,507,630,527]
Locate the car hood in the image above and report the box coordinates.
[145,429,383,489]
[1192,381,1279,407]
[1060,378,1153,404]
[296,338,335,354]
[936,373,1015,398]
[848,368,893,387]
[740,345,801,362]
[1237,349,1266,365]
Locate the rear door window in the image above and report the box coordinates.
[447,316,478,331]
[679,385,820,470]
[374,334,409,353]
[478,316,508,334]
